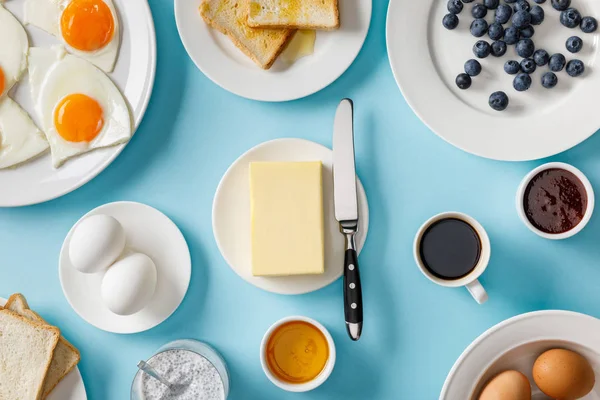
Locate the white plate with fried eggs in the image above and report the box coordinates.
[0,0,156,207]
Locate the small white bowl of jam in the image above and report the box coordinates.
[516,162,595,240]
[260,316,336,392]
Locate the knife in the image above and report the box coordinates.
[333,98,363,341]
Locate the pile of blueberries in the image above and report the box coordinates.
[443,0,597,111]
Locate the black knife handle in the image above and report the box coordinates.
[342,229,363,341]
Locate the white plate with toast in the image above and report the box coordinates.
[212,138,369,294]
[0,296,87,400]
[175,0,372,101]
[0,0,156,207]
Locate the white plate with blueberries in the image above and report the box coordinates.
[386,0,600,161]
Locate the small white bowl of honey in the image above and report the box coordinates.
[260,316,336,392]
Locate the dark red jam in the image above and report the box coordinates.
[523,168,587,234]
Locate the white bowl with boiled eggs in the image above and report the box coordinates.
[59,201,191,333]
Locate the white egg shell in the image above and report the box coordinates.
[69,214,126,274]
[101,253,157,316]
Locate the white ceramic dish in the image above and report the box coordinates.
[516,162,595,239]
[440,310,600,399]
[387,0,600,161]
[0,0,156,207]
[59,202,191,334]
[260,316,336,392]
[212,138,369,295]
[174,0,372,101]
[0,297,88,400]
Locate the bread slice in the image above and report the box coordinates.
[5,294,81,399]
[247,0,340,30]
[200,0,295,69]
[0,309,60,400]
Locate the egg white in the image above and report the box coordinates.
[24,0,121,72]
[0,5,29,97]
[0,96,49,169]
[28,46,132,168]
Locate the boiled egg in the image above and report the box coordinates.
[24,0,120,72]
[0,4,29,97]
[0,96,48,169]
[101,252,157,315]
[479,370,531,400]
[28,46,132,168]
[69,214,126,274]
[533,348,595,399]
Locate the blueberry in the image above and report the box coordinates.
[471,19,489,37]
[484,0,499,9]
[516,39,535,58]
[549,53,566,71]
[491,40,507,56]
[462,0,474,2]
[505,0,517,3]
[566,36,583,53]
[504,26,520,45]
[580,16,598,33]
[512,10,532,29]
[513,73,532,91]
[448,0,463,14]
[504,60,521,74]
[551,0,570,11]
[514,0,530,12]
[520,25,535,38]
[520,58,537,73]
[533,0,545,3]
[456,73,472,89]
[489,91,509,111]
[541,72,558,88]
[488,22,504,40]
[443,13,459,29]
[473,40,492,58]
[533,49,549,66]
[530,6,545,25]
[472,3,488,18]
[566,59,585,77]
[495,4,513,23]
[561,8,582,28]
[464,59,482,76]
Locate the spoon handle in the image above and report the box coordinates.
[137,360,172,389]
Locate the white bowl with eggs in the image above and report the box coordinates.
[440,310,600,399]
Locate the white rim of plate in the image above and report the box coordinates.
[174,0,372,102]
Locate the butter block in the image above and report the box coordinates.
[250,161,325,277]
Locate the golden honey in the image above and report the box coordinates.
[265,320,329,384]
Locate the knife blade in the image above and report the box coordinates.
[333,98,363,341]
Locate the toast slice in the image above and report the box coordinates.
[5,294,81,399]
[0,309,60,400]
[200,0,295,69]
[247,0,340,30]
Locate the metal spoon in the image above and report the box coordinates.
[137,360,172,389]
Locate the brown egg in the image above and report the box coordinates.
[479,370,532,400]
[533,349,595,399]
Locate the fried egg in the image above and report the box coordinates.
[0,96,49,169]
[0,5,29,97]
[28,46,131,168]
[24,0,120,72]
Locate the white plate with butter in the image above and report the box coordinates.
[212,138,369,295]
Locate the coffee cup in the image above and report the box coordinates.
[413,212,490,304]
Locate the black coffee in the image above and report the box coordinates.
[419,218,481,280]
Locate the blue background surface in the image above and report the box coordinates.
[2,0,600,398]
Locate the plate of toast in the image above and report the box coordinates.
[0,294,86,400]
[174,0,372,101]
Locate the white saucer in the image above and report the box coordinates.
[387,0,600,161]
[59,202,191,334]
[174,0,372,101]
[0,297,88,400]
[440,310,600,399]
[212,138,369,295]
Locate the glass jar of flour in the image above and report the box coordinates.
[131,339,230,400]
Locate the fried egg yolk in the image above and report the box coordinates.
[0,67,5,95]
[54,94,104,142]
[60,0,114,52]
